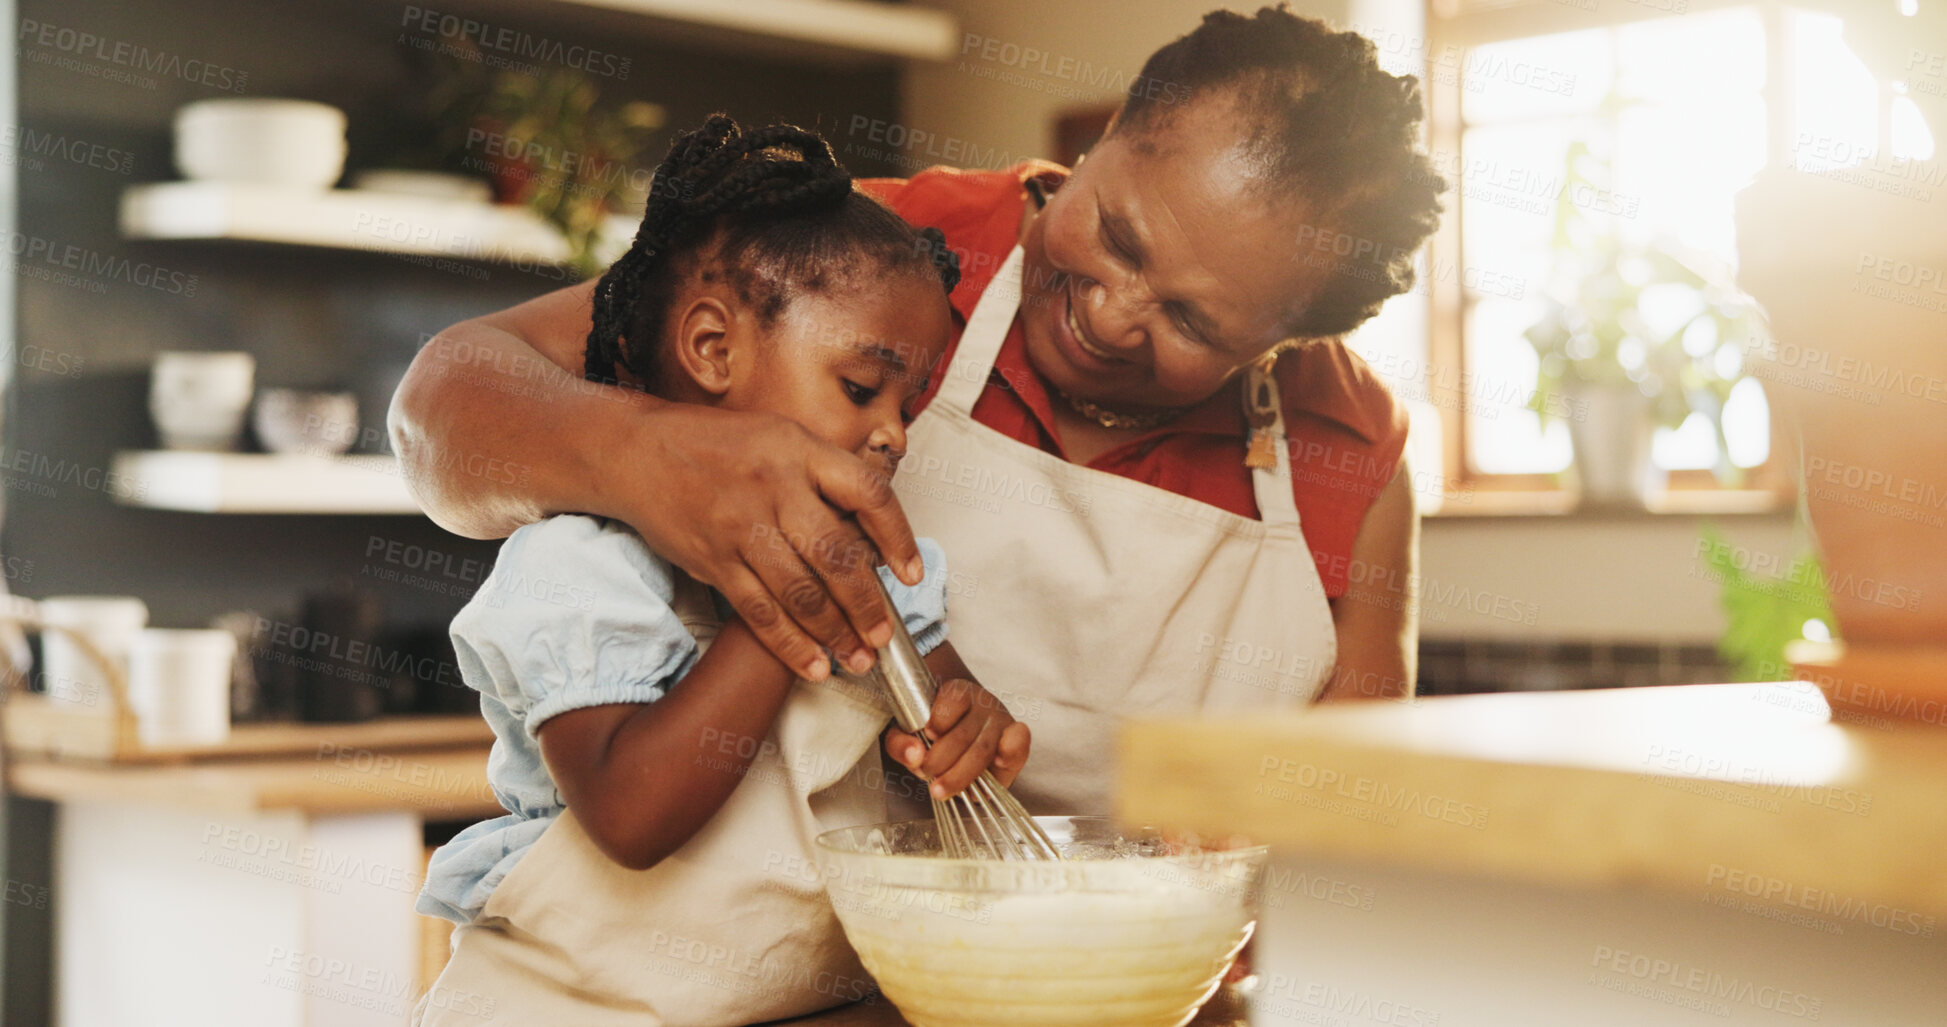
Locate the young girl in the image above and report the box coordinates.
[413,115,1031,1027]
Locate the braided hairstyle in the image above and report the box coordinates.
[1116,5,1447,339]
[586,114,959,391]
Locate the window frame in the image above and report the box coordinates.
[1422,0,1816,506]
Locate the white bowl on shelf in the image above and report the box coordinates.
[149,351,255,452]
[174,99,347,189]
[252,389,359,456]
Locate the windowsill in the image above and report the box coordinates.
[1427,489,1794,520]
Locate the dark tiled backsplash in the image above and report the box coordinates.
[1418,638,1730,695]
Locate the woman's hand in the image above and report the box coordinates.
[388,280,924,681]
[607,403,922,680]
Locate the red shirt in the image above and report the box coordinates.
[859,164,1409,600]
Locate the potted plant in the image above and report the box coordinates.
[1524,141,1771,506]
[424,47,664,277]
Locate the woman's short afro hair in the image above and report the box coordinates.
[1115,5,1447,338]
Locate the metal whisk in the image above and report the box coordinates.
[866,575,1061,861]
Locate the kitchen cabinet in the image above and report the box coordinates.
[16,729,1264,1027]
[8,740,498,1027]
[1120,683,1947,1026]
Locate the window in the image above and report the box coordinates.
[1408,0,1931,497]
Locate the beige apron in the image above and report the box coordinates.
[893,246,1336,816]
[416,574,893,1027]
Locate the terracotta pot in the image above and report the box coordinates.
[1736,162,1947,645]
[1733,2,1947,653]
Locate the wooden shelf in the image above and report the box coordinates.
[119,181,633,266]
[111,451,422,515]
[551,0,959,61]
[1429,488,1793,519]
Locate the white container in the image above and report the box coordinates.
[39,596,149,708]
[174,98,347,189]
[150,351,255,451]
[252,388,359,456]
[127,629,235,747]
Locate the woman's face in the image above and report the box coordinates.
[1020,95,1324,411]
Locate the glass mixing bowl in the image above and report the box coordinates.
[814,816,1266,1027]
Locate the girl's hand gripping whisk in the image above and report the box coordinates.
[865,576,1054,860]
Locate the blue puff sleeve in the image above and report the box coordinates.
[880,537,951,656]
[449,515,700,740]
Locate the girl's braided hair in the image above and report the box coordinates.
[586,113,960,391]
[1116,5,1447,338]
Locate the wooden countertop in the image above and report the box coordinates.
[7,744,499,818]
[1118,682,1947,917]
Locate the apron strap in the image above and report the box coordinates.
[933,245,1025,415]
[1248,363,1304,530]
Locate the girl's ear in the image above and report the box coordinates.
[666,296,740,397]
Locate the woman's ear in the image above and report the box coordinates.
[666,296,740,397]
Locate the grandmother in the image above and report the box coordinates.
[390,5,1446,813]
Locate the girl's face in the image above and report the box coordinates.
[1020,93,1327,412]
[721,274,954,481]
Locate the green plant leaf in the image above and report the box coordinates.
[1699,524,1837,682]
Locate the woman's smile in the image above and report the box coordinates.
[1056,283,1137,374]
